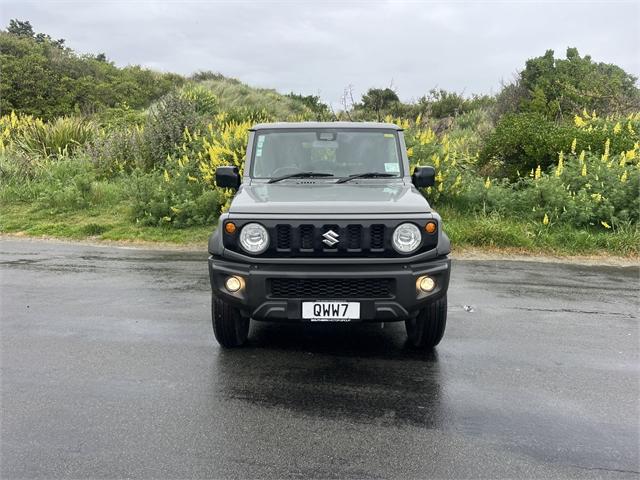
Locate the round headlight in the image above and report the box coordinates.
[239,223,269,254]
[392,223,422,254]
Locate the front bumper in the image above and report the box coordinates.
[208,255,451,322]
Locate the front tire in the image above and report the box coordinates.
[405,295,447,349]
[212,295,250,348]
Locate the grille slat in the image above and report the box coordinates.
[370,224,385,250]
[276,225,291,250]
[300,224,314,250]
[270,278,393,299]
[347,225,362,250]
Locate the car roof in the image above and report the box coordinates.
[250,121,402,131]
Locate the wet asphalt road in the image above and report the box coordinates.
[0,238,638,479]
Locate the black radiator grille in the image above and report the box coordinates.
[269,278,394,299]
[274,224,387,253]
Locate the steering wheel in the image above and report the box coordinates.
[271,166,302,177]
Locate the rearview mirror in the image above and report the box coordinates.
[215,166,241,190]
[412,166,436,188]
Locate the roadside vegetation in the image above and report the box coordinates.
[1,20,638,256]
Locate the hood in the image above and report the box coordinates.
[228,182,431,215]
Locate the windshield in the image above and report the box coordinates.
[250,129,403,179]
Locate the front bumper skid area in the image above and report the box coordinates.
[208,256,451,322]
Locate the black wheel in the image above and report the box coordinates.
[212,295,250,348]
[405,295,447,349]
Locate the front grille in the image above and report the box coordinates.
[269,278,394,299]
[273,223,387,254]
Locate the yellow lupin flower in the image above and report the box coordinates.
[574,115,585,127]
[601,138,610,163]
[555,152,564,177]
[626,149,637,161]
[534,165,541,180]
[187,175,197,182]
[543,214,549,225]
[163,169,170,182]
[619,153,626,166]
[579,150,585,163]
[613,122,622,134]
[620,171,628,182]
[406,147,414,157]
[571,138,577,154]
[581,163,587,176]
[484,177,491,189]
[600,221,611,229]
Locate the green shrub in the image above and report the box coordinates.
[180,84,218,115]
[140,92,201,170]
[479,112,638,178]
[450,149,639,228]
[87,126,145,175]
[128,170,222,227]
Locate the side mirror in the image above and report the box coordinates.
[215,166,240,190]
[412,166,436,188]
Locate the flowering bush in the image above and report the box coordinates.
[1,106,638,233]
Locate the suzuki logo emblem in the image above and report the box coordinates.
[322,229,339,247]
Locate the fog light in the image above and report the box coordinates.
[224,222,237,234]
[417,275,436,293]
[225,276,243,292]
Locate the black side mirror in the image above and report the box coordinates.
[215,166,240,190]
[412,166,436,188]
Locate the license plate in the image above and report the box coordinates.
[302,302,360,321]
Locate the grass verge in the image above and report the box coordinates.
[1,202,638,257]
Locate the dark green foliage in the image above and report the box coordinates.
[285,93,331,119]
[7,19,35,38]
[496,48,640,119]
[128,171,222,227]
[0,21,184,119]
[358,88,401,121]
[479,113,637,178]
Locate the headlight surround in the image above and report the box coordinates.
[239,223,269,254]
[392,222,422,254]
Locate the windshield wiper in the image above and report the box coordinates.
[268,172,335,184]
[336,172,396,184]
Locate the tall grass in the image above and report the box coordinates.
[13,117,95,158]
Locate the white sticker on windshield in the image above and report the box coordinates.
[257,135,265,147]
[256,148,262,157]
[384,163,400,173]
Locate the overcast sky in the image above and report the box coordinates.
[2,0,639,106]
